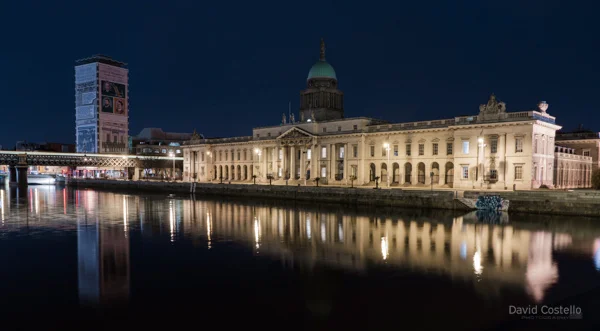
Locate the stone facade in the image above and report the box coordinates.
[553,146,593,189]
[182,42,562,190]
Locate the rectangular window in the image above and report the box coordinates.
[406,144,411,156]
[352,145,358,158]
[584,150,591,157]
[490,169,498,180]
[307,149,312,160]
[244,150,247,160]
[200,166,205,176]
[176,149,181,154]
[201,152,205,161]
[321,167,327,178]
[351,165,357,177]
[447,142,453,155]
[339,147,345,159]
[278,167,282,177]
[370,146,375,157]
[533,139,538,153]
[515,138,523,153]
[418,144,424,156]
[268,132,271,137]
[279,149,283,160]
[237,152,240,160]
[382,147,387,157]
[321,146,327,158]
[432,143,438,156]
[462,141,469,154]
[338,126,341,132]
[162,148,167,154]
[393,145,398,156]
[106,133,110,142]
[515,165,523,180]
[491,140,498,154]
[219,151,222,161]
[353,125,358,131]
[322,127,327,133]
[461,166,469,179]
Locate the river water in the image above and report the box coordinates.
[1,185,600,330]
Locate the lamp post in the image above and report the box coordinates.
[478,137,486,187]
[383,143,391,188]
[254,148,261,180]
[169,152,175,181]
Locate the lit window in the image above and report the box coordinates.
[432,143,438,155]
[370,146,375,157]
[447,142,453,155]
[162,149,167,153]
[418,144,424,156]
[279,149,283,160]
[462,166,469,179]
[176,149,181,154]
[321,146,327,158]
[321,167,327,177]
[491,140,497,154]
[307,149,312,160]
[339,147,345,158]
[382,146,387,157]
[515,165,523,180]
[406,144,411,156]
[462,141,469,154]
[515,138,523,153]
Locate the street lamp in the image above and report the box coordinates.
[254,148,262,179]
[383,142,391,187]
[169,152,175,181]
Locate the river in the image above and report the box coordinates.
[1,185,599,330]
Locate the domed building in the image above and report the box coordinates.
[299,39,344,122]
[181,40,575,190]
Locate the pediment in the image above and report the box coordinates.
[277,127,314,140]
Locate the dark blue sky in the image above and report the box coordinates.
[1,0,598,147]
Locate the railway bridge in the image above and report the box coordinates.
[0,151,183,189]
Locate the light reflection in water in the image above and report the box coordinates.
[206,212,212,249]
[2,187,600,306]
[381,237,389,260]
[0,189,4,222]
[254,217,261,250]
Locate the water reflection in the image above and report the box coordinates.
[1,185,600,308]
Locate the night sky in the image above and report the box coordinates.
[1,0,599,148]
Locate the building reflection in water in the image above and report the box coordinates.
[176,199,600,303]
[77,190,130,306]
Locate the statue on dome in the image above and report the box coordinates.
[282,113,287,125]
[290,113,295,123]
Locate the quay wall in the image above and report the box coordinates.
[464,190,600,216]
[66,179,469,211]
[65,179,600,216]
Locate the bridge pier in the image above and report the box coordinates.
[16,165,28,190]
[8,166,17,186]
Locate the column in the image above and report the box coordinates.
[343,143,348,184]
[300,147,306,181]
[290,146,296,180]
[282,146,288,179]
[330,144,335,181]
[16,165,28,189]
[8,166,16,185]
[271,147,277,178]
[314,142,321,179]
[359,135,365,184]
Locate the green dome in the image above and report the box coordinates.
[307,60,337,80]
